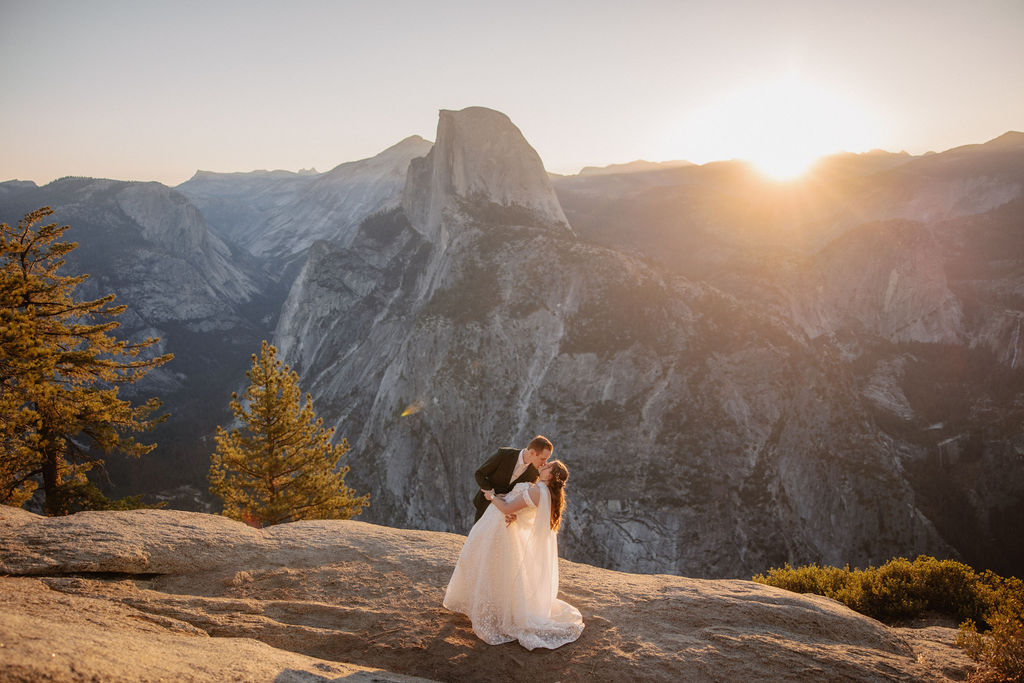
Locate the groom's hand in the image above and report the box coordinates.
[504,513,517,526]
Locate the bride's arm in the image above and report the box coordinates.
[490,485,541,514]
[489,495,526,514]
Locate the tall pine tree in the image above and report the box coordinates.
[209,341,368,526]
[1,208,172,512]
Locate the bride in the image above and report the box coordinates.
[443,460,584,650]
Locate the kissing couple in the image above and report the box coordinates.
[443,435,585,650]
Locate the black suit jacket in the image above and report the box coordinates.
[472,447,539,522]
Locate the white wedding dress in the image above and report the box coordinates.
[443,482,584,650]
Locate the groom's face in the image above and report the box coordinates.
[527,447,552,469]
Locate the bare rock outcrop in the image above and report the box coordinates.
[0,506,972,682]
[1,576,429,683]
[401,106,572,246]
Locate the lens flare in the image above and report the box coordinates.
[400,400,424,417]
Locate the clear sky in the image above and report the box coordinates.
[2,0,1022,185]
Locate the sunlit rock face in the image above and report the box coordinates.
[553,132,1024,576]
[789,220,964,345]
[401,107,571,247]
[271,108,1017,579]
[178,136,433,261]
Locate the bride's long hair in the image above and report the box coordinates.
[546,460,569,532]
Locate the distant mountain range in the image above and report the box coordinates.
[576,159,695,176]
[178,136,432,262]
[2,114,1022,579]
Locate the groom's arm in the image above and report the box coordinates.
[475,449,506,492]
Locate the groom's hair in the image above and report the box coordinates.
[527,435,553,452]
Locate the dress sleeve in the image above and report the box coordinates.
[507,483,538,509]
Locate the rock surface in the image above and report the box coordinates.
[174,169,318,249]
[1,577,429,683]
[0,506,973,682]
[0,178,263,329]
[402,107,571,246]
[178,136,433,260]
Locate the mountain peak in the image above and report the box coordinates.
[394,134,432,147]
[322,135,433,179]
[369,134,434,161]
[983,130,1024,149]
[0,179,39,200]
[401,106,571,245]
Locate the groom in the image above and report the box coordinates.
[473,435,553,522]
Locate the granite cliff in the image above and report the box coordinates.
[178,136,433,263]
[553,131,1024,576]
[2,114,1022,582]
[272,108,1022,579]
[401,107,571,247]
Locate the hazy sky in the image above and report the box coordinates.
[2,0,1022,185]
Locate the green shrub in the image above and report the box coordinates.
[956,572,1024,682]
[753,555,1023,682]
[753,562,853,599]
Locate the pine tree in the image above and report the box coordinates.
[1,207,172,512]
[209,340,369,526]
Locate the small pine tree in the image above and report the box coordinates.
[1,208,172,512]
[209,340,369,526]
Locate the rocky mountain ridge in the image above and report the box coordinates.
[178,136,433,263]
[577,158,695,176]
[2,112,1022,582]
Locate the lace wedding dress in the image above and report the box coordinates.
[443,482,584,650]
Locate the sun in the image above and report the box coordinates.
[679,74,878,180]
